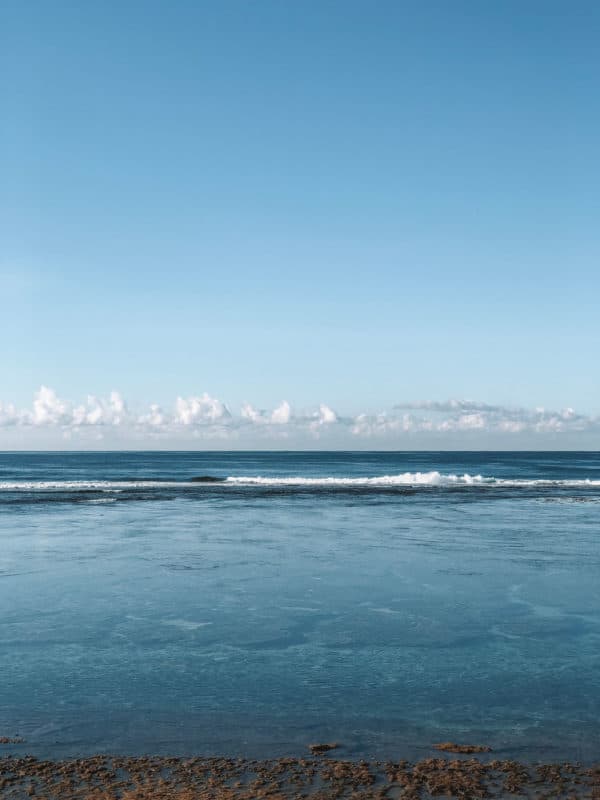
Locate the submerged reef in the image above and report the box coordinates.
[432,743,493,754]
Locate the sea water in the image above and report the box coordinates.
[1,451,599,761]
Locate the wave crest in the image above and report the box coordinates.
[224,472,600,488]
[1,472,599,492]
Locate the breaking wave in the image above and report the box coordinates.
[224,472,600,488]
[1,472,600,492]
[0,480,183,491]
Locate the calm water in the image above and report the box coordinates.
[1,451,599,761]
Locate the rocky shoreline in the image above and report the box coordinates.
[1,750,600,799]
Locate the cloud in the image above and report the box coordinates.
[270,401,291,425]
[174,394,231,425]
[138,404,168,429]
[31,386,70,426]
[389,399,596,436]
[1,388,599,446]
[240,403,262,423]
[0,401,21,427]
[240,401,291,425]
[315,404,337,425]
[71,392,127,426]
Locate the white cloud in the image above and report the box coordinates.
[138,403,167,429]
[315,404,337,425]
[239,400,336,438]
[1,387,599,446]
[109,391,126,421]
[438,412,486,431]
[240,403,263,423]
[270,401,291,425]
[71,392,127,426]
[30,385,70,426]
[0,401,21,426]
[350,411,418,436]
[240,401,292,426]
[174,394,231,425]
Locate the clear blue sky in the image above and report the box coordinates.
[1,1,599,447]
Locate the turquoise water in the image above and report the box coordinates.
[1,452,599,760]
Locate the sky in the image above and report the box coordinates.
[1,0,599,449]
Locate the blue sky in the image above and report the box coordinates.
[2,1,599,447]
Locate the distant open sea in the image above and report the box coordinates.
[1,451,599,762]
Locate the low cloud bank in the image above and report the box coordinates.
[0,387,598,445]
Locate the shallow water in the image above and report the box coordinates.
[1,451,599,761]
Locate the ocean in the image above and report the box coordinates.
[1,451,599,762]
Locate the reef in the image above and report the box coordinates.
[309,743,339,755]
[1,751,600,799]
[432,743,493,754]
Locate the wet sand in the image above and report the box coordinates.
[2,749,600,799]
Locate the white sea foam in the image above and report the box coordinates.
[0,480,184,491]
[224,472,600,488]
[0,472,599,491]
[86,497,118,503]
[225,471,476,486]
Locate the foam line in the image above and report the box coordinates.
[1,472,599,491]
